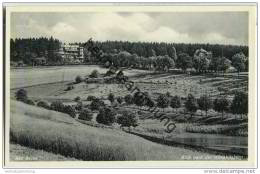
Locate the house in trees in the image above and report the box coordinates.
[58,43,84,63]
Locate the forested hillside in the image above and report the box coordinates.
[10,37,248,68]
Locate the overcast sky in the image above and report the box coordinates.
[11,12,248,45]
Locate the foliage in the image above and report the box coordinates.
[15,89,28,102]
[96,107,116,125]
[74,96,81,102]
[108,93,115,103]
[155,55,175,71]
[66,85,74,91]
[78,109,93,121]
[90,98,105,111]
[218,57,231,72]
[230,92,248,115]
[95,40,248,61]
[50,101,65,112]
[193,48,211,72]
[176,53,193,72]
[10,37,60,64]
[37,101,50,109]
[89,69,99,78]
[213,96,230,118]
[116,96,124,104]
[170,95,181,111]
[133,91,147,107]
[24,99,35,106]
[197,94,213,116]
[146,97,155,108]
[124,94,134,105]
[105,67,117,76]
[87,95,97,101]
[185,94,198,116]
[117,111,139,128]
[75,75,83,84]
[10,38,248,70]
[232,52,247,73]
[63,105,76,118]
[156,94,170,110]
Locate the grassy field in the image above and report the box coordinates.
[9,65,248,160]
[10,143,78,161]
[10,65,149,89]
[10,69,248,104]
[10,100,240,160]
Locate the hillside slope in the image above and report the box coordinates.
[10,100,240,161]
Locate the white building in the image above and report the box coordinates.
[59,43,84,63]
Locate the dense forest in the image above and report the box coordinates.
[10,37,60,64]
[92,41,248,60]
[10,37,248,73]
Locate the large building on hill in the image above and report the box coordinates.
[59,43,84,63]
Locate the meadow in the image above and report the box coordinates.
[10,101,241,161]
[9,65,248,160]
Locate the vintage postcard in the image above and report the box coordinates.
[3,3,257,168]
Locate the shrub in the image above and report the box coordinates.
[197,94,213,117]
[75,101,83,111]
[37,101,50,109]
[166,92,171,98]
[50,101,65,112]
[75,75,83,84]
[63,105,76,118]
[213,96,230,119]
[185,94,198,117]
[66,85,74,91]
[24,99,35,106]
[230,91,248,117]
[170,95,181,112]
[105,68,116,76]
[108,93,115,103]
[116,96,124,104]
[96,107,116,125]
[117,111,139,128]
[156,94,170,111]
[78,109,93,121]
[146,97,155,108]
[87,95,97,101]
[90,98,105,111]
[89,70,99,78]
[124,94,133,105]
[74,96,81,102]
[15,89,28,102]
[133,91,147,108]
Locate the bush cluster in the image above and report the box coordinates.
[96,107,116,125]
[75,75,83,84]
[78,109,93,121]
[37,101,50,109]
[89,70,99,78]
[90,98,105,111]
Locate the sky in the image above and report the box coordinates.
[11,12,248,45]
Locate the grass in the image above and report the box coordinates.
[10,65,149,89]
[10,100,239,160]
[185,124,248,136]
[10,143,78,161]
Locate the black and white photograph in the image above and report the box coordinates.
[3,3,257,168]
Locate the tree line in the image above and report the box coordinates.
[10,37,249,74]
[10,37,61,64]
[83,40,248,60]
